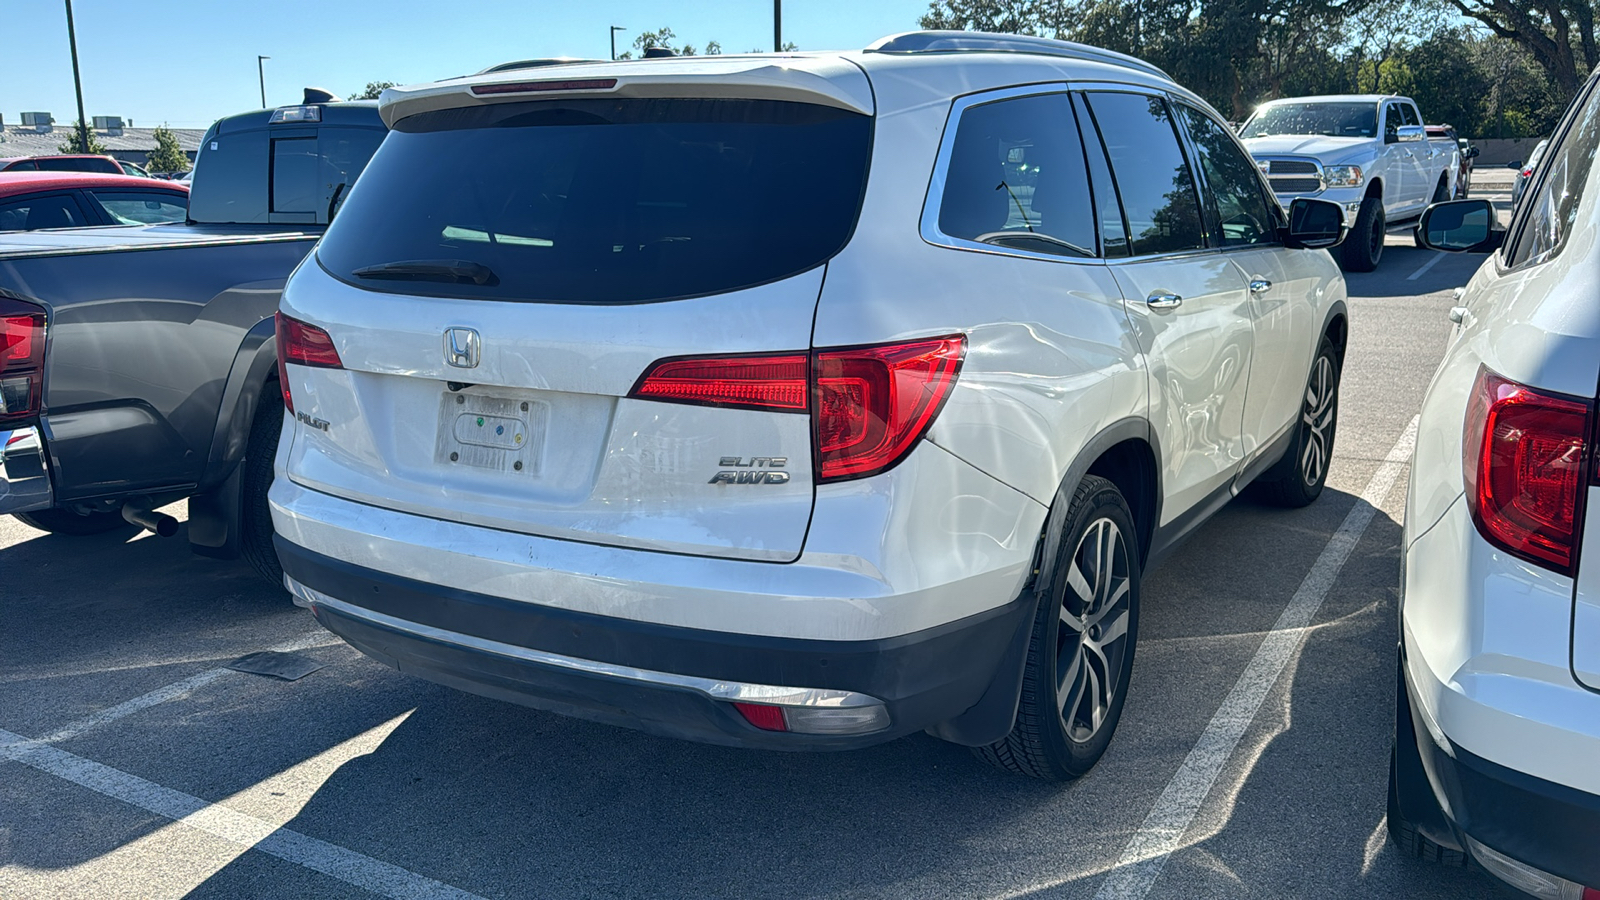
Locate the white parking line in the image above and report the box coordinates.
[1093,415,1419,900]
[0,722,485,900]
[1407,252,1445,281]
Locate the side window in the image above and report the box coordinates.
[0,194,90,231]
[1383,105,1402,141]
[271,136,319,214]
[937,92,1097,258]
[317,127,386,221]
[1073,93,1131,258]
[1177,105,1277,247]
[188,129,269,224]
[1506,77,1600,268]
[89,190,190,225]
[1401,104,1422,127]
[6,161,38,171]
[1082,91,1205,256]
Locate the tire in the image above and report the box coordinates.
[1388,754,1472,867]
[14,507,132,536]
[240,383,284,586]
[1252,338,1340,508]
[1339,195,1385,272]
[1430,173,1451,205]
[976,475,1141,781]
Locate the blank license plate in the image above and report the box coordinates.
[434,391,547,475]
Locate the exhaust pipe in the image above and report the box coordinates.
[121,500,179,537]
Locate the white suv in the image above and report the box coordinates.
[1393,67,1600,895]
[269,32,1351,780]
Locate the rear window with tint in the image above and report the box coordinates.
[315,98,873,304]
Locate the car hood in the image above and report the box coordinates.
[1243,134,1371,160]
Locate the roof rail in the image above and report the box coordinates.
[865,31,1169,80]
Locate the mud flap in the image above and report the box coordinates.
[924,591,1039,746]
[187,462,243,559]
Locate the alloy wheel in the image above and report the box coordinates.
[1300,354,1336,487]
[1056,517,1133,743]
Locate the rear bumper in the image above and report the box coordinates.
[278,538,1034,750]
[0,426,52,515]
[1402,662,1600,889]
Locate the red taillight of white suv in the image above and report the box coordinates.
[275,311,343,414]
[0,297,46,428]
[631,335,966,483]
[1463,366,1594,574]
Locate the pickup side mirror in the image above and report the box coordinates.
[1284,198,1347,249]
[1396,125,1426,143]
[1416,199,1503,253]
[1506,160,1523,170]
[1465,146,1480,159]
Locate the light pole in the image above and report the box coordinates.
[63,0,89,154]
[610,26,626,60]
[774,0,782,52]
[258,55,270,108]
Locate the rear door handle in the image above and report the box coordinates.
[1146,291,1183,310]
[1448,306,1469,324]
[1249,279,1272,294]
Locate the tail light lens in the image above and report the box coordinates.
[628,335,966,483]
[0,297,47,428]
[1463,366,1592,574]
[630,353,808,411]
[813,337,966,481]
[275,311,343,414]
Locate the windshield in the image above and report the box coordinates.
[316,97,873,304]
[1240,103,1377,139]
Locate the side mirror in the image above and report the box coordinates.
[1285,198,1347,249]
[1396,125,1426,143]
[1506,160,1523,170]
[1465,146,1480,159]
[1417,199,1502,253]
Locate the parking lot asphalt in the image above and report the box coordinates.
[0,177,1518,900]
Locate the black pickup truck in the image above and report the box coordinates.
[0,92,385,583]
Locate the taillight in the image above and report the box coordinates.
[630,353,808,412]
[628,336,966,484]
[0,297,46,428]
[275,311,343,414]
[1463,366,1592,574]
[813,337,966,481]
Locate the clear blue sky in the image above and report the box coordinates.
[2,0,934,129]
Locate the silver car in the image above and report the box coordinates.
[269,32,1351,780]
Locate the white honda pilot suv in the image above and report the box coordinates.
[269,32,1351,780]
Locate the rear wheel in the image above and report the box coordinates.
[241,384,284,586]
[976,475,1140,781]
[1253,338,1340,508]
[1340,196,1385,272]
[14,507,131,536]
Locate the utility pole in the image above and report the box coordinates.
[258,55,270,108]
[611,26,626,60]
[63,0,89,154]
[774,0,782,52]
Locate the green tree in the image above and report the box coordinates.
[1447,0,1597,96]
[348,81,398,101]
[146,125,189,174]
[618,27,732,58]
[57,120,106,155]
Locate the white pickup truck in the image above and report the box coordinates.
[1239,94,1460,271]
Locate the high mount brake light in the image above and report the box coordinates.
[275,311,343,414]
[470,78,618,96]
[628,336,967,483]
[0,297,46,428]
[1463,366,1592,574]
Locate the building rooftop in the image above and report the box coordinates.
[0,124,206,159]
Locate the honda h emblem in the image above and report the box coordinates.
[445,327,480,369]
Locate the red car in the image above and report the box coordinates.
[0,172,189,231]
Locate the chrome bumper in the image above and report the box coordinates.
[0,426,52,515]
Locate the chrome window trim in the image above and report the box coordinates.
[919,82,1108,267]
[286,577,889,710]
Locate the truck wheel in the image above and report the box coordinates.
[14,507,131,536]
[1430,174,1451,205]
[1251,338,1340,508]
[1339,196,1384,272]
[241,384,283,586]
[975,475,1140,781]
